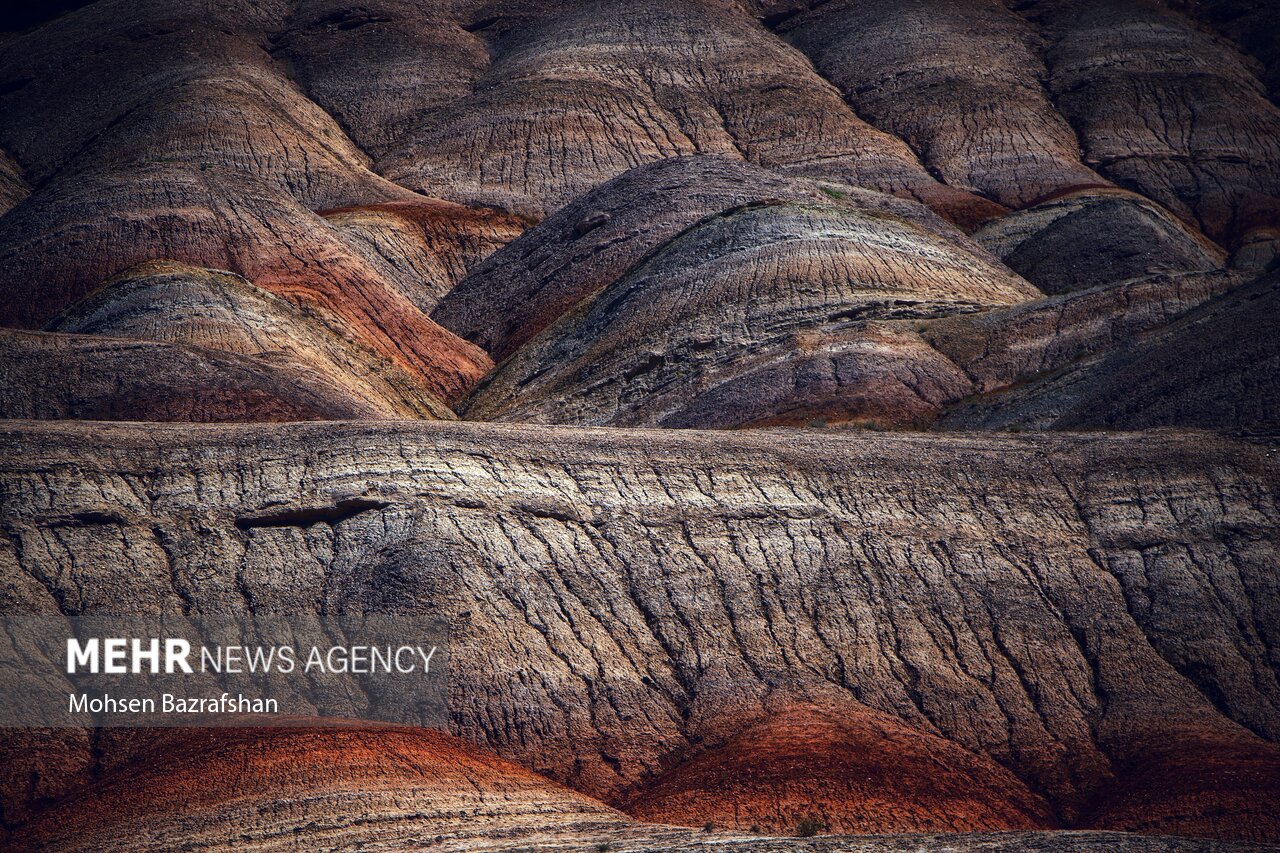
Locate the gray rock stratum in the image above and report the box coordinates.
[1,422,1277,843]
[356,0,996,224]
[972,188,1228,295]
[940,270,1280,433]
[772,0,1105,208]
[1017,0,1280,254]
[459,178,1038,427]
[434,156,999,363]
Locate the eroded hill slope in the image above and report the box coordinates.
[1,421,1277,841]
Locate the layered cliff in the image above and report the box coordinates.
[2,422,1277,843]
[1,0,1278,849]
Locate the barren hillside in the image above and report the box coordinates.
[0,0,1277,850]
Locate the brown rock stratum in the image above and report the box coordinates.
[1,0,1278,850]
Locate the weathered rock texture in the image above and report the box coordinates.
[322,199,528,314]
[46,261,454,419]
[941,271,1280,432]
[973,189,1227,295]
[1018,0,1280,252]
[435,156,997,362]
[8,728,1272,853]
[0,329,390,422]
[2,422,1277,843]
[7,725,639,852]
[2,0,1277,429]
[922,269,1244,396]
[624,702,1055,834]
[2,0,1280,849]
[0,0,491,401]
[462,192,1037,426]
[9,718,1271,853]
[364,0,995,224]
[1189,0,1280,104]
[774,0,1104,208]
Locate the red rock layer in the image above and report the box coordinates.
[0,0,491,401]
[9,724,634,852]
[1082,726,1280,844]
[624,701,1055,834]
[43,260,456,419]
[321,199,529,313]
[4,424,1277,842]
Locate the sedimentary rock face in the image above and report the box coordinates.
[0,0,493,401]
[774,0,1105,208]
[973,189,1228,295]
[463,194,1036,426]
[43,261,456,418]
[1,0,1278,849]
[367,0,993,222]
[2,423,1278,845]
[944,271,1280,433]
[322,200,527,314]
[0,329,398,422]
[1022,0,1280,251]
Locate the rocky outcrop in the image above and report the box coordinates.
[2,422,1277,842]
[942,271,1280,432]
[1182,0,1280,105]
[9,711,1270,853]
[3,1,1280,849]
[435,156,996,362]
[922,270,1243,395]
[973,189,1227,295]
[7,725,639,852]
[322,199,528,314]
[364,0,996,224]
[624,702,1054,834]
[462,195,1036,426]
[774,0,1103,209]
[1054,270,1280,431]
[46,261,455,419]
[274,0,492,159]
[651,323,976,429]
